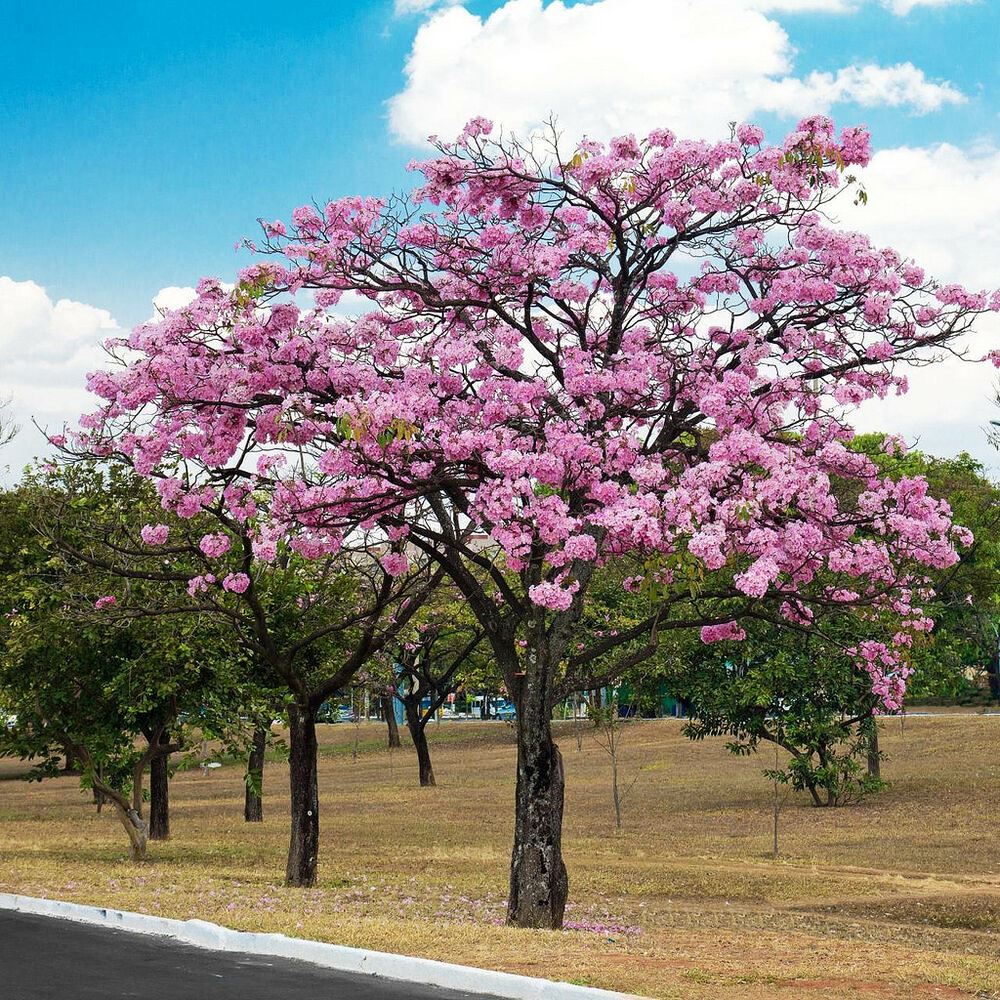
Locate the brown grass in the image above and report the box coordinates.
[1,713,999,999]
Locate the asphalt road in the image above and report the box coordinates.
[0,910,498,999]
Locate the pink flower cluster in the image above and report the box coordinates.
[700,621,747,644]
[140,523,170,545]
[199,533,231,558]
[222,573,251,594]
[70,115,997,711]
[380,552,409,577]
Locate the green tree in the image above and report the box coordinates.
[0,484,244,858]
[37,462,441,886]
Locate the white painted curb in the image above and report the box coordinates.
[0,893,647,999]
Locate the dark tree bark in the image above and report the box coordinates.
[285,702,320,887]
[62,744,81,775]
[93,762,106,812]
[404,702,435,786]
[987,657,1000,702]
[382,695,401,749]
[148,748,170,840]
[244,726,266,823]
[507,673,568,929]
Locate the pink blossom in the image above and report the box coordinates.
[199,533,231,558]
[140,524,170,545]
[700,621,746,643]
[187,574,216,597]
[222,573,251,594]
[528,580,580,611]
[380,552,409,577]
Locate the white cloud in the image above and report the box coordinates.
[836,145,1000,469]
[754,0,856,9]
[0,279,206,483]
[151,285,198,317]
[769,62,964,114]
[0,277,119,478]
[394,0,464,14]
[839,144,1000,293]
[387,0,964,146]
[881,0,972,15]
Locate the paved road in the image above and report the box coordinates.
[0,911,496,999]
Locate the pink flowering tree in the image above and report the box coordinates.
[73,116,995,926]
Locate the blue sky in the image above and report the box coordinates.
[1,1,415,323]
[1,0,999,477]
[1,0,995,324]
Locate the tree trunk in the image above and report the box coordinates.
[113,801,148,861]
[148,749,170,840]
[610,750,622,832]
[97,781,147,861]
[507,696,568,928]
[404,702,435,786]
[244,726,266,823]
[382,696,401,749]
[866,718,881,779]
[131,758,145,818]
[93,763,105,813]
[62,745,81,775]
[772,745,781,858]
[285,702,320,887]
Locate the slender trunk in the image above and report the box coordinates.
[244,726,266,823]
[772,745,780,858]
[285,702,320,887]
[987,654,1000,701]
[382,696,401,749]
[148,749,170,840]
[404,701,435,786]
[96,778,148,861]
[610,748,622,832]
[131,759,145,818]
[93,763,105,813]
[112,801,148,861]
[803,771,822,806]
[866,718,881,779]
[507,690,568,928]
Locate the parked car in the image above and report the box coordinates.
[493,699,517,721]
[315,702,356,723]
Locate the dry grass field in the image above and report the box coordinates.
[1,713,999,999]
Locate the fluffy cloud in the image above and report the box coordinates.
[388,0,964,145]
[0,276,119,478]
[838,144,1000,290]
[151,285,198,317]
[0,279,212,482]
[881,0,972,14]
[753,0,856,9]
[768,62,963,114]
[836,146,1000,467]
